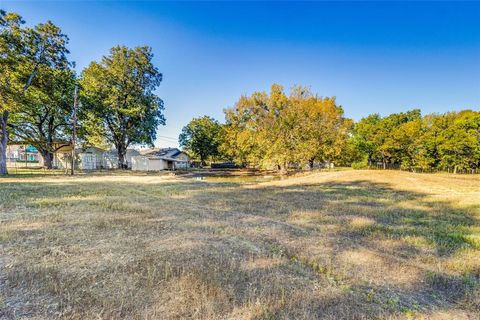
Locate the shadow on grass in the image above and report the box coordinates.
[1,175,479,318]
[314,181,476,254]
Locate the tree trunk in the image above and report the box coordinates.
[40,150,54,169]
[279,162,288,175]
[117,145,126,169]
[0,63,40,176]
[0,141,7,175]
[383,158,387,170]
[0,111,9,175]
[308,158,315,170]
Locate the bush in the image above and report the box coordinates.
[352,156,369,169]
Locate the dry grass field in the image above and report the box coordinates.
[0,170,479,319]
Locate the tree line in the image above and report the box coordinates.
[0,11,165,174]
[352,108,480,173]
[2,10,478,175]
[180,84,480,173]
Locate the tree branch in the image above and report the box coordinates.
[53,143,71,152]
[22,62,39,93]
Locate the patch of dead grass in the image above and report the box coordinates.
[1,170,479,319]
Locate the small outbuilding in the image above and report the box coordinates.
[131,148,189,171]
[76,147,105,170]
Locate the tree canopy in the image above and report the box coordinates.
[79,45,165,168]
[179,115,223,164]
[9,66,76,168]
[222,84,351,171]
[0,10,70,174]
[177,85,479,174]
[351,109,480,173]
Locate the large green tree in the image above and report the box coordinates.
[437,110,480,173]
[80,46,165,168]
[387,119,424,170]
[377,109,421,168]
[352,110,421,169]
[0,11,69,174]
[179,115,223,165]
[9,66,76,169]
[352,114,382,167]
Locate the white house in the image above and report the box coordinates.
[101,148,140,169]
[76,147,141,170]
[132,148,190,171]
[6,143,143,170]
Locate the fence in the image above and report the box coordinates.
[5,160,135,176]
[366,163,480,174]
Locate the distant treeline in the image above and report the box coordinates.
[350,108,479,173]
[180,84,480,173]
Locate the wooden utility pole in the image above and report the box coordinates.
[71,84,78,175]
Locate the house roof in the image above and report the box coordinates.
[140,148,189,161]
[103,148,141,156]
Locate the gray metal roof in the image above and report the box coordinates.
[140,148,188,160]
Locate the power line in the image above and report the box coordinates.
[156,138,178,144]
[156,135,177,141]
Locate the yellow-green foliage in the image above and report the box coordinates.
[223,84,351,169]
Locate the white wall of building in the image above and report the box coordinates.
[79,153,97,170]
[132,156,167,171]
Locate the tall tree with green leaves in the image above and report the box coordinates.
[9,66,76,168]
[0,10,69,174]
[352,110,421,169]
[377,109,421,168]
[179,116,223,165]
[412,114,444,170]
[437,110,480,173]
[80,46,165,168]
[387,119,424,170]
[352,114,382,167]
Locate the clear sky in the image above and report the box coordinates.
[3,1,480,148]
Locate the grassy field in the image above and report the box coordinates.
[0,170,479,319]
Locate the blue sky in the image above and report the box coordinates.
[3,1,480,147]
